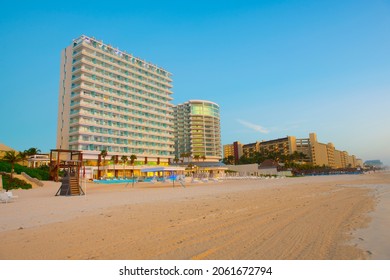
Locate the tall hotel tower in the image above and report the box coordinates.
[57,35,174,164]
[173,100,222,162]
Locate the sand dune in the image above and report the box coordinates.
[0,172,389,260]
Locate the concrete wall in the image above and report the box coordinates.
[226,164,259,176]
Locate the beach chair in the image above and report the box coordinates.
[191,178,200,183]
[0,192,10,204]
[6,191,18,199]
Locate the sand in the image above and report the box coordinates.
[0,172,389,260]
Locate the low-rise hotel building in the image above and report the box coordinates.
[223,141,243,164]
[242,141,261,158]
[228,132,361,168]
[260,136,297,156]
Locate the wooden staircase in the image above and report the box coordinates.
[69,176,80,195]
[55,175,84,196]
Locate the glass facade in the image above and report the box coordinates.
[191,103,219,117]
[173,100,222,161]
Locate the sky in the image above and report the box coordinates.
[0,0,389,165]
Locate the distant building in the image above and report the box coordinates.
[308,133,361,168]
[227,132,361,168]
[364,160,383,168]
[296,137,312,163]
[173,100,222,162]
[309,133,336,167]
[258,159,279,175]
[242,141,260,158]
[355,158,363,167]
[223,141,243,164]
[260,136,297,156]
[27,154,50,168]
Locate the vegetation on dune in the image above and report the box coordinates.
[0,162,50,180]
[0,172,32,190]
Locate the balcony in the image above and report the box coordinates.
[75,46,173,92]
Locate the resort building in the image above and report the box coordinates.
[223,141,243,164]
[56,35,175,166]
[242,137,297,159]
[309,133,336,168]
[223,144,234,158]
[295,137,312,163]
[259,136,297,156]
[173,100,222,162]
[27,154,50,168]
[356,159,363,168]
[242,141,261,158]
[228,132,361,169]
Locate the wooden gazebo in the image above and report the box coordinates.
[49,149,84,196]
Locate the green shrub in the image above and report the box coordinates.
[0,161,12,173]
[1,173,32,190]
[0,162,50,180]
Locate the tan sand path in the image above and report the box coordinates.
[0,173,387,260]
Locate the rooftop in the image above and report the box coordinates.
[73,35,172,78]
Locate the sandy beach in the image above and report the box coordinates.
[0,172,389,260]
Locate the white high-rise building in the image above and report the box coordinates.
[57,35,174,164]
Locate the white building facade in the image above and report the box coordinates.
[57,35,174,164]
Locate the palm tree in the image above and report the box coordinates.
[130,154,137,187]
[201,155,206,162]
[2,151,21,190]
[25,147,41,156]
[111,155,117,178]
[194,155,200,162]
[187,152,192,163]
[130,154,137,175]
[173,156,180,165]
[100,149,108,177]
[121,155,128,178]
[180,152,186,163]
[18,151,28,166]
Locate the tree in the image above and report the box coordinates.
[100,149,108,177]
[25,147,41,156]
[180,152,191,164]
[130,154,137,174]
[222,155,235,165]
[111,155,117,177]
[1,151,21,190]
[180,152,187,163]
[18,151,28,166]
[121,155,128,178]
[201,155,206,162]
[194,155,200,162]
[130,154,137,187]
[173,156,180,165]
[130,154,137,165]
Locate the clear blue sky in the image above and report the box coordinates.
[0,0,389,165]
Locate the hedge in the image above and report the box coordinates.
[0,162,50,180]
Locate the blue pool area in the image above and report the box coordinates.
[94,176,179,184]
[94,178,138,184]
